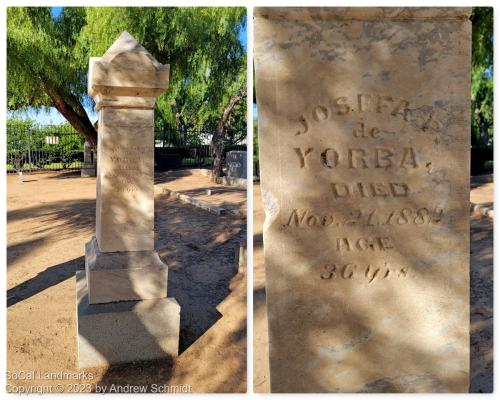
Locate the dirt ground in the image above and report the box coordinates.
[470,173,493,209]
[252,182,270,393]
[6,170,246,393]
[253,176,493,393]
[156,169,247,217]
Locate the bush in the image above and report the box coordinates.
[7,118,85,170]
[471,146,493,175]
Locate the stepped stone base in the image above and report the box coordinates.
[76,270,180,368]
[81,164,96,177]
[85,236,168,304]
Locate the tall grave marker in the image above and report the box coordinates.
[255,8,471,392]
[76,32,180,368]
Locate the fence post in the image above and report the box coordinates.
[26,126,32,174]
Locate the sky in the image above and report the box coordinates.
[51,7,63,19]
[9,7,248,125]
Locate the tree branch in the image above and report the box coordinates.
[211,87,246,180]
[42,80,98,147]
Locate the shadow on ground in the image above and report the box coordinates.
[469,213,493,393]
[470,174,493,190]
[95,358,175,390]
[7,257,85,307]
[171,186,245,198]
[7,184,245,392]
[46,171,83,179]
[154,169,194,185]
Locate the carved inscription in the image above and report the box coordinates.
[295,93,411,135]
[104,145,150,192]
[295,147,418,169]
[285,208,444,228]
[331,182,409,198]
[318,263,410,284]
[286,91,444,285]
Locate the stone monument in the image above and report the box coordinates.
[226,150,247,179]
[76,31,180,368]
[255,8,471,392]
[81,141,96,177]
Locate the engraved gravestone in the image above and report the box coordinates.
[226,150,247,179]
[76,32,180,367]
[255,8,471,392]
[81,141,96,177]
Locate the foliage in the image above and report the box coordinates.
[7,8,85,110]
[253,116,258,161]
[7,117,84,170]
[76,7,246,136]
[471,7,493,146]
[7,7,247,146]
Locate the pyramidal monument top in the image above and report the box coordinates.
[88,31,169,109]
[99,31,164,70]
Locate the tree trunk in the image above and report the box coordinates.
[211,88,246,181]
[475,109,491,146]
[51,94,98,147]
[43,82,98,147]
[172,100,188,145]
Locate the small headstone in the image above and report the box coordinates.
[255,7,471,393]
[81,141,96,177]
[226,150,247,179]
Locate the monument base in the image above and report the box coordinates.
[76,271,180,368]
[81,165,96,177]
[85,236,168,304]
[220,176,247,189]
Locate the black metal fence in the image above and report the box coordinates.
[7,124,84,173]
[7,123,246,173]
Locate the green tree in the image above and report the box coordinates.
[471,7,493,146]
[7,7,97,146]
[74,7,246,178]
[7,7,247,159]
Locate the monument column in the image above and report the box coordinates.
[76,31,180,368]
[255,8,471,392]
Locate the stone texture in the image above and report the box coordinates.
[88,31,169,254]
[254,7,471,393]
[85,237,168,304]
[226,151,247,179]
[76,271,180,368]
[76,31,179,367]
[81,141,96,177]
[83,31,171,303]
[95,107,155,252]
[163,188,227,216]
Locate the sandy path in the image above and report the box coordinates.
[7,171,246,393]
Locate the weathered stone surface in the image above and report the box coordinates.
[226,151,247,179]
[255,7,471,393]
[76,271,180,368]
[87,32,169,257]
[81,141,96,177]
[77,32,179,366]
[85,237,168,304]
[88,31,169,111]
[87,31,170,254]
[95,107,155,252]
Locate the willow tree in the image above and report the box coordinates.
[471,7,493,146]
[7,7,97,146]
[76,7,246,178]
[8,7,247,174]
